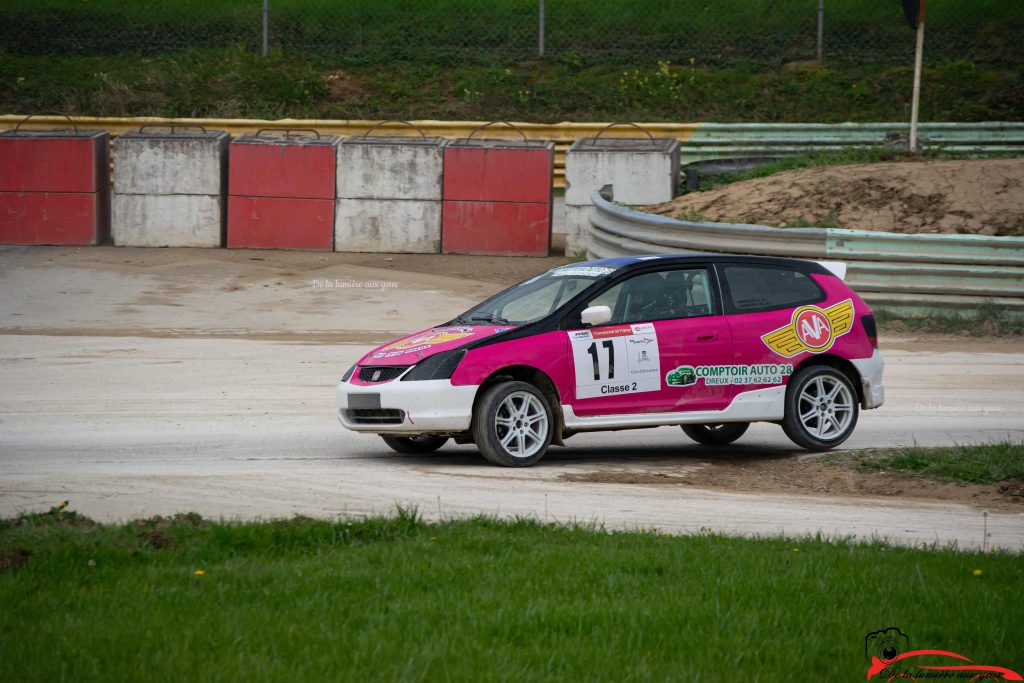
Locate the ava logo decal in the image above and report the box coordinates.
[762,299,855,358]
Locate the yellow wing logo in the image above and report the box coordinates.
[824,299,854,337]
[761,299,855,357]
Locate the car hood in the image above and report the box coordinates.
[359,325,515,366]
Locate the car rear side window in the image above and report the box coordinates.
[721,265,824,313]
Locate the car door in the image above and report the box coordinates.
[715,262,833,395]
[566,265,735,417]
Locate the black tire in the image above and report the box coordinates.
[681,422,750,446]
[782,365,859,451]
[381,435,448,454]
[472,381,553,467]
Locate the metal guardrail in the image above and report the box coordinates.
[587,188,1024,317]
[3,116,1023,188]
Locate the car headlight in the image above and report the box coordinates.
[401,349,467,381]
[340,364,357,382]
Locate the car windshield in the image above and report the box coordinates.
[454,264,619,326]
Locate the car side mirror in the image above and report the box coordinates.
[580,305,612,326]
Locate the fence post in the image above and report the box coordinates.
[538,0,545,57]
[816,0,824,62]
[262,0,269,56]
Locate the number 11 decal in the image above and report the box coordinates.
[586,340,615,380]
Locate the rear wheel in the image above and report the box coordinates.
[782,365,859,450]
[381,435,448,454]
[681,422,749,446]
[472,381,553,467]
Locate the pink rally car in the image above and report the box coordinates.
[336,254,884,466]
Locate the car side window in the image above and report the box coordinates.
[721,265,824,312]
[587,268,714,324]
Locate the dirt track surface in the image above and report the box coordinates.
[1,246,1023,550]
[648,157,1024,236]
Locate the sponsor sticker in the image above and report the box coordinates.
[761,299,855,358]
[590,324,635,339]
[569,323,661,399]
[380,328,473,353]
[666,363,793,387]
[550,265,619,278]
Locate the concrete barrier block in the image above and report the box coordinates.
[335,198,440,253]
[564,204,596,256]
[112,194,223,247]
[0,188,110,246]
[443,141,554,203]
[228,196,334,251]
[337,137,445,201]
[0,130,110,193]
[114,129,229,196]
[229,133,340,200]
[442,201,550,257]
[565,138,680,207]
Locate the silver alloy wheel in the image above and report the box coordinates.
[797,374,855,440]
[493,390,549,459]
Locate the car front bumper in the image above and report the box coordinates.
[851,350,885,409]
[336,377,477,434]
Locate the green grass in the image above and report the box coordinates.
[1,0,1020,67]
[2,0,1015,64]
[2,48,1021,123]
[1,506,1022,682]
[841,442,1024,485]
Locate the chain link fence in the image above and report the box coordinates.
[1,1,1020,67]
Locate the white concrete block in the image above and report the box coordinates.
[564,138,681,207]
[564,204,597,257]
[112,194,223,247]
[335,198,441,253]
[114,131,229,196]
[337,138,445,201]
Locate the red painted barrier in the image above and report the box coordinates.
[441,201,551,257]
[443,146,552,204]
[227,196,334,251]
[227,131,340,251]
[0,191,110,246]
[0,128,110,245]
[442,129,553,257]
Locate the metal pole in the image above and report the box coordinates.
[538,0,545,57]
[909,0,926,152]
[816,0,824,63]
[262,0,269,56]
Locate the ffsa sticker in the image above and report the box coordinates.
[569,323,660,399]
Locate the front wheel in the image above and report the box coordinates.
[381,435,448,454]
[681,422,749,446]
[472,381,554,467]
[782,365,859,450]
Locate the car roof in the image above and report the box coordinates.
[578,253,831,274]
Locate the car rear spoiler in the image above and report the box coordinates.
[816,261,848,281]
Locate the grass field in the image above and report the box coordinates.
[1,0,1021,122]
[1,0,1020,67]
[2,48,1021,123]
[2,506,1022,682]
[841,442,1024,485]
